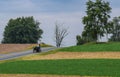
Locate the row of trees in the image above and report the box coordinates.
[4,0,120,46]
[77,0,120,45]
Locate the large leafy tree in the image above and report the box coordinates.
[109,17,120,41]
[82,0,111,42]
[2,16,43,43]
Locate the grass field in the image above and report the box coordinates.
[0,42,120,77]
[0,74,88,77]
[59,42,120,52]
[0,59,120,76]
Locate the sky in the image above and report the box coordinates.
[0,0,120,47]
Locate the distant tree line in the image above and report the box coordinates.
[2,0,120,46]
[77,0,120,45]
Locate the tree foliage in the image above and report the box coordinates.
[82,0,111,42]
[109,17,120,41]
[76,35,86,45]
[2,16,43,43]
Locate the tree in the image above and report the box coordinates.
[2,16,43,43]
[82,30,93,42]
[54,23,68,47]
[82,0,111,42]
[109,17,120,41]
[76,35,85,45]
[104,21,113,41]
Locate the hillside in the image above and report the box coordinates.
[59,42,120,52]
[0,43,52,54]
[1,42,120,77]
[0,44,35,54]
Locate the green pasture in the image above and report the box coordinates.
[59,42,120,52]
[0,59,120,76]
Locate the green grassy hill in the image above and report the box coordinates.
[0,42,120,77]
[59,42,120,52]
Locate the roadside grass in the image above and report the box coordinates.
[28,43,53,50]
[0,58,20,64]
[41,43,53,47]
[0,59,120,76]
[59,42,120,52]
[39,50,57,55]
[18,50,58,60]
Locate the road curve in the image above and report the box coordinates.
[0,47,57,60]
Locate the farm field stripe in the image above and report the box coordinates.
[0,74,108,77]
[20,52,120,60]
[0,59,120,76]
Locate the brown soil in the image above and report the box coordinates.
[0,74,107,77]
[21,52,120,60]
[0,44,36,54]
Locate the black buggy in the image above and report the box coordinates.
[33,44,41,53]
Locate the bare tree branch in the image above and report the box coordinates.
[54,22,68,47]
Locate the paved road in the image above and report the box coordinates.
[0,47,57,60]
